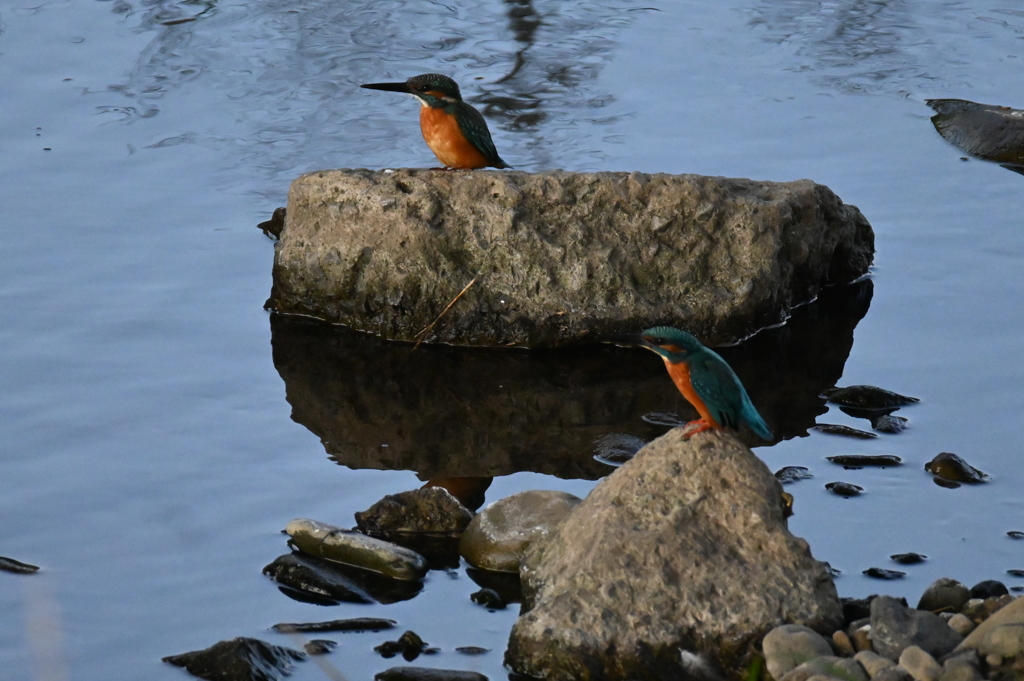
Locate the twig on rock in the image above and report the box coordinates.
[412,276,478,351]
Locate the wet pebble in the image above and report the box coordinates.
[271,617,397,633]
[828,455,902,468]
[0,556,40,574]
[898,645,942,681]
[286,518,428,581]
[762,624,834,679]
[864,567,906,580]
[854,650,896,677]
[470,587,506,610]
[826,481,864,497]
[924,453,988,485]
[303,640,336,656]
[1007,569,1024,578]
[812,423,878,439]
[592,432,646,466]
[832,630,855,656]
[776,466,813,484]
[822,385,920,410]
[917,578,970,613]
[163,637,305,681]
[374,630,435,662]
[873,414,909,434]
[947,613,975,637]
[263,553,374,604]
[455,646,490,655]
[1008,531,1024,540]
[355,487,473,537]
[970,580,1008,599]
[891,553,927,565]
[375,668,488,681]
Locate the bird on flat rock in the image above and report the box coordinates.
[621,326,773,441]
[361,73,509,170]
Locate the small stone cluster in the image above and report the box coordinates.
[763,581,1024,681]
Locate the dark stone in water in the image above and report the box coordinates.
[258,206,286,240]
[863,567,906,580]
[1007,531,1024,539]
[826,481,864,497]
[593,432,646,467]
[162,637,305,681]
[812,423,877,439]
[0,556,40,574]
[873,414,908,433]
[827,454,902,468]
[926,99,1024,174]
[355,487,473,537]
[271,617,397,634]
[1013,586,1024,593]
[932,477,961,489]
[470,587,506,610]
[374,631,434,662]
[970,580,1009,599]
[456,646,490,655]
[303,640,336,656]
[890,553,927,565]
[375,668,488,681]
[822,385,919,410]
[1007,569,1024,577]
[263,553,422,605]
[924,452,989,484]
[466,567,523,605]
[775,465,813,484]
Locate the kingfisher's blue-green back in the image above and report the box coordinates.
[639,326,773,441]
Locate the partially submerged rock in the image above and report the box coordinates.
[286,518,428,581]
[926,99,1024,175]
[0,556,40,574]
[822,386,919,411]
[268,169,874,347]
[460,490,581,573]
[375,667,488,681]
[263,553,422,605]
[506,429,841,679]
[271,617,396,633]
[355,487,473,537]
[924,454,989,485]
[162,637,304,681]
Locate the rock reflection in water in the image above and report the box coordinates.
[270,278,873,480]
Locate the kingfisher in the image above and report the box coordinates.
[360,74,509,170]
[621,326,773,441]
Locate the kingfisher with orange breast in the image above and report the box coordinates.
[621,326,773,441]
[360,74,509,170]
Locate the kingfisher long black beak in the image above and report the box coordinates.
[601,331,647,349]
[360,81,412,94]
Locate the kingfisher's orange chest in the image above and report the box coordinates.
[663,359,721,428]
[419,105,491,170]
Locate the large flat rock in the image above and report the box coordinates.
[505,428,843,680]
[267,169,873,347]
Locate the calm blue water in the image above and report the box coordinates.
[2,1,1023,679]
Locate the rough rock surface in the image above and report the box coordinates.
[268,169,874,347]
[956,595,1024,652]
[459,490,581,573]
[918,578,972,613]
[505,429,842,680]
[355,487,473,537]
[162,637,305,681]
[870,597,963,661]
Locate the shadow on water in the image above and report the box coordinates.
[270,278,874,481]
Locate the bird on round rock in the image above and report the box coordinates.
[360,73,509,170]
[622,326,773,441]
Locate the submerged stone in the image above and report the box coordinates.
[891,552,927,565]
[303,640,336,656]
[828,455,902,468]
[374,631,433,662]
[0,556,40,574]
[776,466,813,484]
[822,385,919,411]
[873,414,909,433]
[286,518,428,581]
[355,487,473,537]
[924,453,988,485]
[459,490,581,573]
[269,169,874,347]
[470,587,506,610]
[271,617,397,634]
[375,667,488,681]
[162,637,305,681]
[263,553,422,605]
[813,424,877,439]
[926,99,1024,174]
[826,481,864,497]
[506,430,841,679]
[1008,531,1024,540]
[864,568,906,580]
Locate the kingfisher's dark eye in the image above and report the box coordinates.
[646,336,664,345]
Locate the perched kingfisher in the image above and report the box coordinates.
[360,74,509,170]
[623,326,774,441]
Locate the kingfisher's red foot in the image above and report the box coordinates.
[680,419,715,439]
